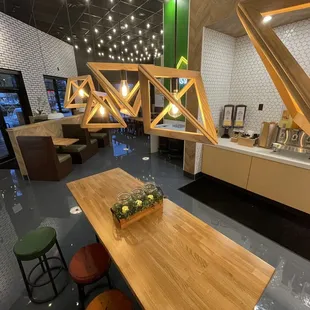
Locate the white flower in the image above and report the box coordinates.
[135,200,142,207]
[147,194,154,201]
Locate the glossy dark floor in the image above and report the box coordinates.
[1,133,310,310]
[180,176,310,261]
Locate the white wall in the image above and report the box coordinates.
[195,28,236,174]
[195,18,310,174]
[230,19,310,133]
[0,12,78,114]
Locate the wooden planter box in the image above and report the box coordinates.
[111,201,163,229]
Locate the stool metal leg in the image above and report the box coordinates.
[107,273,112,289]
[77,284,85,309]
[43,254,58,296]
[17,259,33,300]
[55,239,68,270]
[38,257,46,273]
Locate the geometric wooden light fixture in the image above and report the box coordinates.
[64,75,95,109]
[138,65,218,144]
[237,0,310,135]
[81,90,127,129]
[87,62,141,117]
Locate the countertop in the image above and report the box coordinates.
[206,138,310,170]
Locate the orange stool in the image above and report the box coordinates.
[69,243,111,308]
[86,290,132,310]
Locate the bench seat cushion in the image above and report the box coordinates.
[61,144,87,153]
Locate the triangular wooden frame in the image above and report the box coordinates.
[64,75,95,109]
[86,62,141,117]
[81,91,127,129]
[237,0,310,135]
[138,65,218,144]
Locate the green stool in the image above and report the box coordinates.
[13,227,68,304]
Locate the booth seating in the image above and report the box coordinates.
[13,227,68,304]
[86,290,133,310]
[17,136,72,181]
[89,131,109,148]
[59,124,98,164]
[69,243,112,308]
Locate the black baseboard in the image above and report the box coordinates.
[183,171,203,180]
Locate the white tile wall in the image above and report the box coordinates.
[195,18,310,174]
[195,28,236,174]
[0,12,77,114]
[230,18,310,133]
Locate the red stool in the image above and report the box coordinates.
[69,243,111,309]
[86,290,132,310]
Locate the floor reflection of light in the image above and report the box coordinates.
[70,206,82,215]
[142,157,149,161]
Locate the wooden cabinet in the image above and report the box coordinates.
[202,145,252,189]
[202,145,310,214]
[247,158,310,214]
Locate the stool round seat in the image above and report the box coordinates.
[69,243,110,285]
[86,290,132,310]
[14,227,56,261]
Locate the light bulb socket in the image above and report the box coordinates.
[171,78,179,93]
[120,70,127,81]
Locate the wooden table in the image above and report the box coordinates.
[67,168,274,310]
[52,137,79,146]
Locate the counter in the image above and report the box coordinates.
[202,138,310,214]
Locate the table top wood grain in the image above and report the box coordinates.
[52,137,79,146]
[67,168,274,310]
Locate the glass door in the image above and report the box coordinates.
[0,69,31,164]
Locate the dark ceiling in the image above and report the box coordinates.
[0,0,164,63]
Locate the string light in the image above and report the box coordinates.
[67,37,71,41]
[113,44,117,48]
[121,41,125,45]
[94,28,99,33]
[152,35,155,39]
[108,35,112,40]
[108,15,112,21]
[139,40,142,44]
[161,29,163,34]
[125,48,128,52]
[131,16,134,21]
[98,43,101,47]
[127,35,130,39]
[139,30,142,35]
[146,23,150,28]
[134,44,137,49]
[113,28,116,33]
[84,38,88,42]
[109,48,112,52]
[100,39,103,43]
[125,24,128,28]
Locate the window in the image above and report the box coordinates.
[44,76,71,117]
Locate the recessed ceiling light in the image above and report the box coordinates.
[146,23,150,28]
[94,28,99,33]
[263,15,272,23]
[84,38,88,42]
[100,39,104,43]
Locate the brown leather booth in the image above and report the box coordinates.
[60,124,98,164]
[17,136,72,181]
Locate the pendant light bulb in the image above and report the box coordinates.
[120,70,129,98]
[168,78,182,118]
[79,89,85,98]
[99,105,105,115]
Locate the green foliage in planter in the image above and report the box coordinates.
[112,189,163,221]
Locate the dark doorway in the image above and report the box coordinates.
[0,69,32,165]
